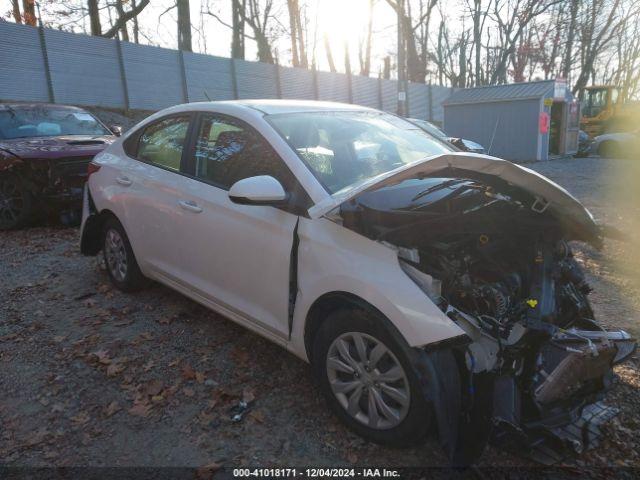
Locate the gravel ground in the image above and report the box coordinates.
[0,155,638,469]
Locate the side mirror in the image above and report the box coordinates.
[228,175,288,206]
[110,124,123,137]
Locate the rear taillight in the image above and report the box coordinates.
[87,162,101,179]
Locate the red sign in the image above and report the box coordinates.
[539,112,550,134]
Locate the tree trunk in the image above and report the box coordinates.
[132,0,140,43]
[115,0,130,41]
[324,33,336,72]
[360,0,374,76]
[231,0,246,59]
[87,0,102,35]
[562,0,579,78]
[12,0,22,23]
[287,0,300,67]
[473,0,482,85]
[255,30,274,63]
[177,0,192,52]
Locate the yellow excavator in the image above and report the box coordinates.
[580,85,639,137]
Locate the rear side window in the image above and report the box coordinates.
[137,116,190,171]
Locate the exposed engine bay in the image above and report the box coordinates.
[339,169,636,464]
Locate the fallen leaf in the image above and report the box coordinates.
[128,402,152,417]
[92,350,111,365]
[71,411,90,426]
[183,387,195,397]
[139,331,153,341]
[196,462,222,480]
[143,360,155,372]
[195,371,205,384]
[242,388,255,403]
[249,410,265,423]
[52,335,66,343]
[104,401,121,418]
[144,379,164,397]
[182,363,196,381]
[106,363,125,377]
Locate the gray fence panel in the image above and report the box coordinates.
[0,22,49,102]
[431,86,452,123]
[122,42,183,110]
[279,66,315,100]
[44,29,124,108]
[234,59,278,99]
[408,82,428,120]
[352,75,379,109]
[381,79,397,112]
[183,52,234,102]
[317,71,349,103]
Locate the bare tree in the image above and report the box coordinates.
[287,0,308,67]
[177,0,192,51]
[101,0,150,39]
[87,0,101,35]
[572,0,624,96]
[114,0,129,41]
[358,0,375,76]
[324,33,337,72]
[231,0,246,59]
[11,0,22,24]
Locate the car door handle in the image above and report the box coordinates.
[116,176,132,186]
[178,200,203,213]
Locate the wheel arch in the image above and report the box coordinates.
[80,207,120,255]
[303,291,406,362]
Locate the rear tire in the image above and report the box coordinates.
[0,173,33,230]
[312,308,433,447]
[102,217,148,292]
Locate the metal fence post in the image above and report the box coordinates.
[37,25,55,103]
[428,84,433,121]
[115,38,130,111]
[178,50,189,103]
[230,58,239,100]
[274,63,282,99]
[347,72,353,104]
[377,76,383,110]
[312,67,319,100]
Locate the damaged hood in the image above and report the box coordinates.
[308,152,598,240]
[0,135,115,160]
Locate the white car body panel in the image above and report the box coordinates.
[287,217,466,360]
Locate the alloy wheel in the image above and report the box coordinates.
[326,332,410,430]
[104,228,128,282]
[0,177,25,228]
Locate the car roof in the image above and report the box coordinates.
[0,102,86,112]
[186,99,377,116]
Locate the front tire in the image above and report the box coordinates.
[0,173,33,230]
[102,217,148,292]
[312,308,433,447]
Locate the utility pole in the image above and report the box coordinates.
[396,0,407,116]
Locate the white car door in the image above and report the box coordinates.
[118,114,194,280]
[171,113,311,339]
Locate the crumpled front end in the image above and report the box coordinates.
[335,162,636,464]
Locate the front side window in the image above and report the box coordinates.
[193,114,297,191]
[137,116,190,171]
[268,111,452,194]
[0,106,110,140]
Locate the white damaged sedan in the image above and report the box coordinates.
[80,100,635,464]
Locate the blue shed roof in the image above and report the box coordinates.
[443,80,556,106]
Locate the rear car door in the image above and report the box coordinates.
[174,112,311,339]
[118,114,194,280]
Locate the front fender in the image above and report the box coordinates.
[289,217,465,361]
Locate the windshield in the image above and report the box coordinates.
[583,89,608,118]
[268,111,452,194]
[409,118,448,139]
[0,106,110,140]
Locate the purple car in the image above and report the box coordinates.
[0,103,118,229]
